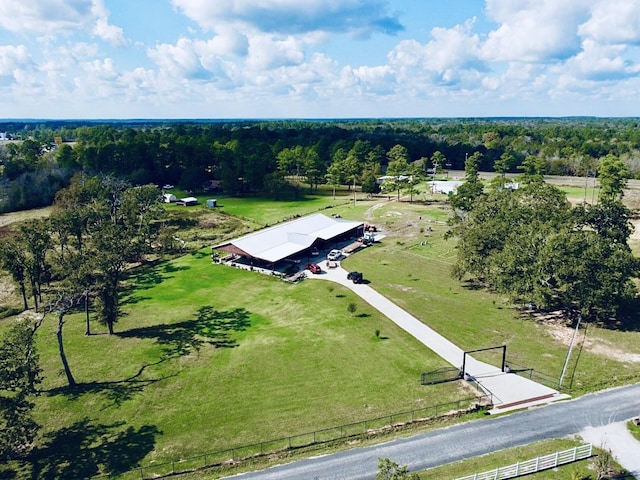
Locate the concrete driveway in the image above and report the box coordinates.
[307,262,568,413]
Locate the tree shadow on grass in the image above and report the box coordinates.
[190,250,211,259]
[117,306,252,358]
[24,418,160,480]
[44,359,176,406]
[460,279,484,291]
[120,262,191,306]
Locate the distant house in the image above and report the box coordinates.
[376,175,412,185]
[163,193,177,203]
[430,180,464,194]
[176,196,198,206]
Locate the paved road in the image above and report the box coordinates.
[228,383,640,479]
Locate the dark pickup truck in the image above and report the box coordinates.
[347,271,363,284]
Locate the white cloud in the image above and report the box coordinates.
[387,20,484,91]
[0,45,32,77]
[0,0,93,35]
[578,0,640,44]
[246,35,304,70]
[0,0,126,46]
[148,38,213,80]
[171,0,403,37]
[482,0,588,62]
[565,39,640,81]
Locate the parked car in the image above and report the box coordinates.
[347,271,363,284]
[326,260,338,269]
[162,184,175,190]
[327,249,342,261]
[306,263,322,274]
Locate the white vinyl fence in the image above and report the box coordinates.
[454,443,593,480]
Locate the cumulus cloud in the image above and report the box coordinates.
[0,45,32,76]
[578,0,640,44]
[388,20,484,90]
[0,0,93,35]
[246,35,304,70]
[482,0,590,63]
[0,0,125,46]
[171,0,403,37]
[566,39,640,81]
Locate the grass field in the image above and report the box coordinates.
[11,241,473,477]
[1,186,640,479]
[343,200,640,395]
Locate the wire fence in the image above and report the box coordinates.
[92,394,489,479]
[421,366,463,385]
[506,360,561,390]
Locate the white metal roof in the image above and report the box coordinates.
[216,213,363,263]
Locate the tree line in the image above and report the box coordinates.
[2,118,640,212]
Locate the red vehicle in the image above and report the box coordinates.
[306,263,322,274]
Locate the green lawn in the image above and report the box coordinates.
[165,190,355,227]
[25,248,467,476]
[343,200,640,394]
[629,419,640,442]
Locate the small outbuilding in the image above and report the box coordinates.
[163,193,177,203]
[206,199,217,208]
[177,196,198,206]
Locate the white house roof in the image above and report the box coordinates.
[430,180,464,194]
[215,213,363,263]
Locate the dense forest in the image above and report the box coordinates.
[2,118,640,212]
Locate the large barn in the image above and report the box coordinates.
[214,213,364,265]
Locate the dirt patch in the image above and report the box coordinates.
[540,316,640,364]
[363,202,387,220]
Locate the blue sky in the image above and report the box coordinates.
[0,0,639,119]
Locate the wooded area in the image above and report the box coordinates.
[3,118,640,212]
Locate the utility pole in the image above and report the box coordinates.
[559,314,581,389]
[353,175,356,207]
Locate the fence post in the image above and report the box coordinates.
[140,467,144,479]
[204,454,207,467]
